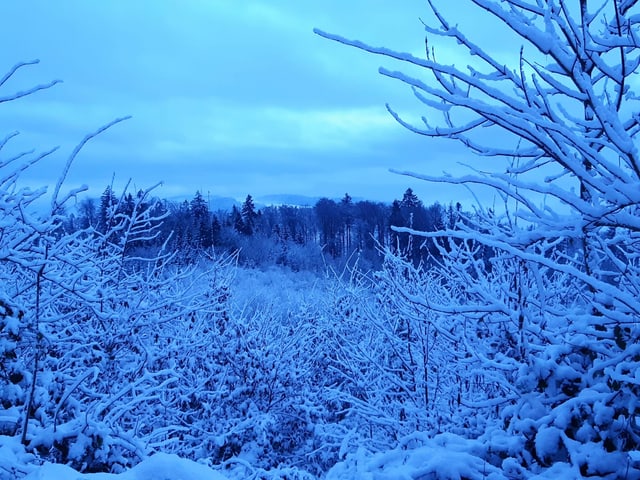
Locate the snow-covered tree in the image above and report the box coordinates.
[318,0,640,477]
[97,185,117,234]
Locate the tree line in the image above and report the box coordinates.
[65,186,461,270]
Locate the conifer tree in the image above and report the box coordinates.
[240,194,258,236]
[98,185,117,234]
[190,191,212,249]
[230,205,245,234]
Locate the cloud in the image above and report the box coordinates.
[202,104,395,152]
[1,0,526,208]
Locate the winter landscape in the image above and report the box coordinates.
[2,1,640,479]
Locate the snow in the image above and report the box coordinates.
[0,435,224,480]
[23,453,225,480]
[534,426,563,464]
[325,435,509,480]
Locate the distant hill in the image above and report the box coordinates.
[255,194,321,208]
[208,196,240,211]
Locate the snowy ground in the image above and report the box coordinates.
[7,433,590,480]
[0,434,213,480]
[22,454,224,480]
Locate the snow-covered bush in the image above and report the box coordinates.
[319,246,515,451]
[0,296,27,438]
[0,60,242,474]
[197,268,340,474]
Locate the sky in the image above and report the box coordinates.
[0,1,516,207]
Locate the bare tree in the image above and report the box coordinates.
[317,1,640,476]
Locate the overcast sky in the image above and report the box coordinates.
[1,1,514,206]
